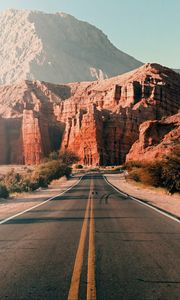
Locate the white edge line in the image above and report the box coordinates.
[103,175,127,197]
[103,175,180,224]
[0,176,83,225]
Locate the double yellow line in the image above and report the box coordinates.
[68,179,96,300]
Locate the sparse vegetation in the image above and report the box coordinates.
[0,183,9,199]
[161,153,180,193]
[89,167,100,172]
[75,164,83,169]
[0,151,79,198]
[59,150,79,166]
[2,169,23,193]
[125,152,180,194]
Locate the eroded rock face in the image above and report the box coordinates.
[22,110,49,165]
[0,9,142,85]
[0,117,6,164]
[126,113,180,162]
[0,117,23,164]
[0,63,179,165]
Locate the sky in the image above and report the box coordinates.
[0,0,179,68]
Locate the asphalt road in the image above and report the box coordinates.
[0,173,180,300]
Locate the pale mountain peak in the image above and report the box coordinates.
[0,9,142,85]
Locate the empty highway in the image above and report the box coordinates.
[0,173,180,300]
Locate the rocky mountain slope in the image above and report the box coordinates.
[174,69,180,74]
[126,112,180,163]
[0,9,142,85]
[0,63,179,165]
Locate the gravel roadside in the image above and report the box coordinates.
[105,173,180,218]
[0,175,80,222]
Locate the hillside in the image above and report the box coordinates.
[174,69,180,74]
[0,9,142,85]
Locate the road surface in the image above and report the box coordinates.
[0,173,180,300]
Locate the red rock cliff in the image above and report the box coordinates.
[0,63,179,165]
[126,113,180,163]
[0,117,6,164]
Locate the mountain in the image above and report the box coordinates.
[174,69,180,74]
[0,63,179,165]
[0,9,142,85]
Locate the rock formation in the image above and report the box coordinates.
[0,117,6,164]
[174,69,180,74]
[0,116,23,164]
[0,9,142,85]
[126,113,180,163]
[0,63,179,165]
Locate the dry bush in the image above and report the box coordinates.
[1,151,78,195]
[59,150,79,166]
[145,162,163,187]
[2,169,23,193]
[128,168,141,182]
[125,161,143,170]
[75,164,83,169]
[161,153,180,193]
[33,160,73,184]
[126,153,180,193]
[0,184,9,198]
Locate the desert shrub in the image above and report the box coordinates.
[59,150,79,165]
[1,151,77,195]
[125,161,143,170]
[64,166,72,178]
[20,174,47,192]
[2,169,23,193]
[42,150,79,165]
[126,153,180,193]
[127,163,162,186]
[23,167,32,173]
[140,169,155,186]
[20,177,38,192]
[31,174,48,189]
[0,184,9,198]
[145,162,163,187]
[161,154,180,193]
[1,168,46,193]
[48,151,59,161]
[75,164,83,169]
[33,160,72,184]
[33,161,59,184]
[113,167,124,172]
[128,168,141,182]
[41,157,50,163]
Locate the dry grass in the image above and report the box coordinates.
[128,167,160,187]
[0,165,34,176]
[126,154,180,194]
[126,176,170,195]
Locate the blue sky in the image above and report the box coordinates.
[0,0,179,68]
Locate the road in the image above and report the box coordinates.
[0,173,180,300]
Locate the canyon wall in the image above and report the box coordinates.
[0,63,179,165]
[0,117,7,164]
[126,113,180,163]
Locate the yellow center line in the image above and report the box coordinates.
[87,180,97,300]
[68,179,92,300]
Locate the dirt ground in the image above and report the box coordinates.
[0,175,80,222]
[0,165,34,177]
[105,173,180,218]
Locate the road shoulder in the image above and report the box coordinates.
[0,175,80,222]
[105,173,180,218]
